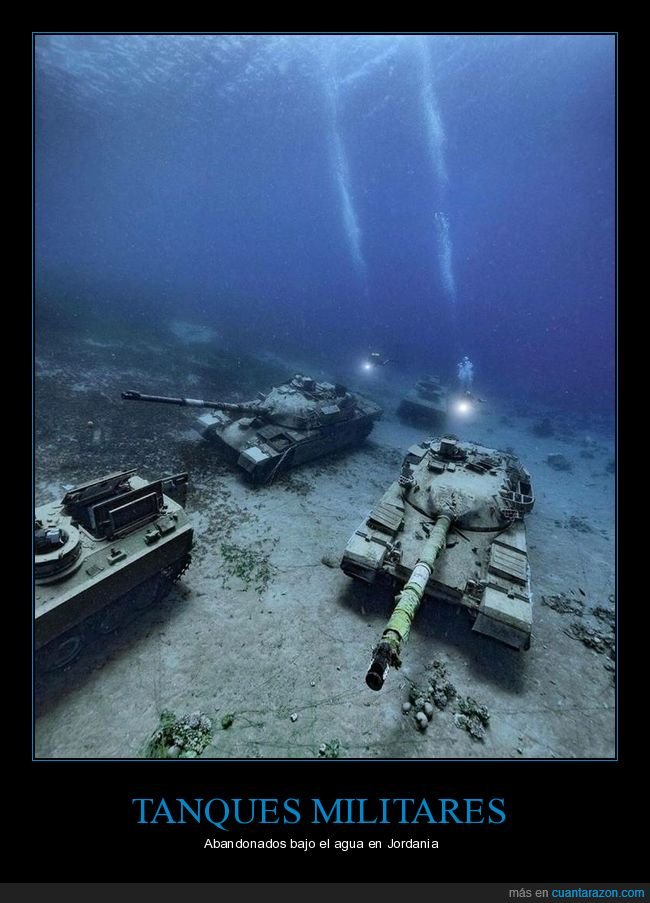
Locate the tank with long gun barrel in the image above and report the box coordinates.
[340,436,535,689]
[122,374,382,484]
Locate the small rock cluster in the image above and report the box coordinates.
[543,590,616,685]
[402,694,434,732]
[542,593,585,616]
[565,621,615,661]
[565,616,616,684]
[427,660,458,710]
[593,606,615,628]
[318,739,341,758]
[145,709,213,759]
[454,696,491,741]
[402,660,457,732]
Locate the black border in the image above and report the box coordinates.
[25,29,634,882]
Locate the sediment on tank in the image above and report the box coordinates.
[34,33,615,762]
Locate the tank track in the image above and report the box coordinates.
[160,553,192,588]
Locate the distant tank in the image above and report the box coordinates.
[397,375,448,428]
[122,374,383,484]
[340,436,535,690]
[35,470,193,672]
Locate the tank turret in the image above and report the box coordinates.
[123,374,383,483]
[35,469,193,673]
[340,436,535,689]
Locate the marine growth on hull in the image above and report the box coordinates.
[35,470,194,673]
[122,374,383,484]
[341,436,535,689]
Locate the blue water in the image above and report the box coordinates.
[35,33,615,414]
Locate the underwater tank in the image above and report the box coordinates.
[123,373,383,484]
[35,469,193,672]
[397,375,449,428]
[340,436,535,689]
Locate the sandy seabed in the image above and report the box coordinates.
[34,331,615,759]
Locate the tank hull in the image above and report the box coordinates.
[341,438,534,650]
[196,406,380,483]
[397,396,447,428]
[123,375,383,483]
[35,472,193,671]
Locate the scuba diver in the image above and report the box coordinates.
[453,356,485,415]
[457,356,474,394]
[363,351,395,371]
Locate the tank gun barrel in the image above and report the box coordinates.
[121,390,266,415]
[366,513,452,691]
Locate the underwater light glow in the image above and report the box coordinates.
[455,399,472,415]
